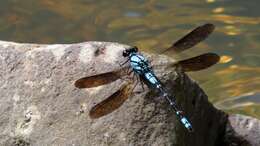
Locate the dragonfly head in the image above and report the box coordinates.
[123,46,138,57]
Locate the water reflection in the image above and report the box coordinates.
[219,55,232,63]
[215,91,260,118]
[0,0,260,118]
[215,92,260,110]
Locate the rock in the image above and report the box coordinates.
[223,114,260,146]
[0,40,227,146]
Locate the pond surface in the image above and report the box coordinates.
[1,0,260,118]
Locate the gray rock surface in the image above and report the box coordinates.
[0,40,227,146]
[223,114,260,146]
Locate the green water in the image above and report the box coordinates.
[1,0,260,118]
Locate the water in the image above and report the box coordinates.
[0,0,260,118]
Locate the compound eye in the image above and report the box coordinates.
[122,50,128,57]
[134,46,138,52]
[122,51,126,57]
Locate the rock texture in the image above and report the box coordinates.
[223,114,260,146]
[0,40,227,146]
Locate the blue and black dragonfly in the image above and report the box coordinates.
[75,23,220,132]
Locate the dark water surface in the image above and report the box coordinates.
[0,0,260,118]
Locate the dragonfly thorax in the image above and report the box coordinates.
[129,52,150,74]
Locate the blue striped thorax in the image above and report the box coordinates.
[129,52,149,74]
[122,47,161,89]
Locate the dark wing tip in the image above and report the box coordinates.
[162,23,216,53]
[74,69,125,89]
[74,78,84,88]
[197,52,220,70]
[74,77,91,89]
[207,52,220,63]
[175,52,220,72]
[202,23,215,34]
[89,84,132,119]
[204,23,215,30]
[89,108,101,119]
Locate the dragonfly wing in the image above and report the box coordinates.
[89,83,132,119]
[74,67,128,88]
[162,23,215,53]
[172,53,220,72]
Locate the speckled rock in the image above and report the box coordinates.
[223,114,260,146]
[0,40,227,146]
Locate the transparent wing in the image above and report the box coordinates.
[162,23,215,53]
[89,83,133,119]
[74,67,129,88]
[171,53,220,72]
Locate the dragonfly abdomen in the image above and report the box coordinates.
[144,72,161,88]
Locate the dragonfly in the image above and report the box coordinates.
[74,23,220,132]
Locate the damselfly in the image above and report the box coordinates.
[74,23,220,132]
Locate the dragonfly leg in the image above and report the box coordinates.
[117,65,133,82]
[121,68,134,81]
[138,76,145,92]
[119,58,130,67]
[130,74,140,93]
[127,68,133,75]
